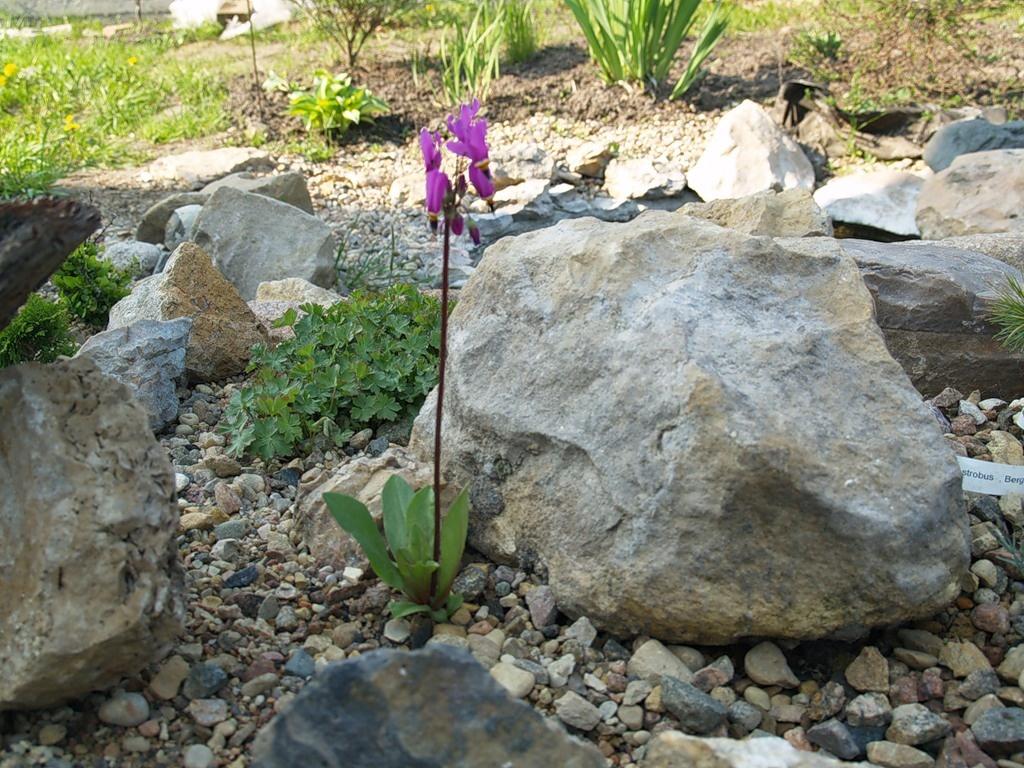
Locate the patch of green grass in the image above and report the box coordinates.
[0,24,233,198]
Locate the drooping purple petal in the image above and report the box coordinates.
[446,100,489,165]
[425,169,451,223]
[468,164,495,203]
[468,220,481,245]
[450,213,465,236]
[419,128,442,171]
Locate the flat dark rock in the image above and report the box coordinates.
[251,645,604,768]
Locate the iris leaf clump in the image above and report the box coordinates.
[564,0,729,98]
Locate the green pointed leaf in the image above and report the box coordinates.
[323,492,404,590]
[394,546,438,604]
[405,486,435,563]
[388,600,432,619]
[430,607,449,622]
[381,474,414,557]
[435,488,470,601]
[445,592,464,615]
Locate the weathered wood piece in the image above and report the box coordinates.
[0,198,100,329]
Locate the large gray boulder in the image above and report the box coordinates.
[108,242,265,384]
[145,147,273,187]
[924,118,1024,172]
[193,187,336,300]
[916,149,1024,240]
[922,232,1024,274]
[813,170,925,238]
[784,237,1024,396]
[202,171,314,214]
[680,188,831,238]
[687,100,814,202]
[135,173,313,245]
[75,318,191,431]
[0,357,184,710]
[251,646,605,768]
[101,240,164,277]
[410,213,968,644]
[136,192,208,245]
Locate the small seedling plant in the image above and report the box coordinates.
[264,70,389,140]
[324,100,496,620]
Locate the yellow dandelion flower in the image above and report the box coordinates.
[3,62,17,78]
[63,114,80,132]
[0,75,7,88]
[127,56,138,67]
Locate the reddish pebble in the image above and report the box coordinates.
[890,675,920,705]
[956,596,975,610]
[605,672,628,693]
[951,415,977,436]
[783,726,813,752]
[242,658,277,682]
[137,720,160,738]
[920,668,945,699]
[972,604,1010,634]
[466,621,492,636]
[983,645,1005,666]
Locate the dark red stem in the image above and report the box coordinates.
[431,218,451,605]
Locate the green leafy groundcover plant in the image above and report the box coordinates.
[52,242,132,328]
[564,0,728,98]
[222,284,442,462]
[0,293,77,368]
[265,70,389,140]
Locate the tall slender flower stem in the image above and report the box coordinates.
[431,218,451,605]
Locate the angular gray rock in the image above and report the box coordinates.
[604,158,686,200]
[145,147,273,187]
[136,192,208,244]
[202,171,314,214]
[75,318,191,431]
[688,100,814,202]
[193,187,336,300]
[294,448,433,568]
[251,646,605,768]
[136,173,313,245]
[108,242,265,384]
[101,240,164,276]
[491,142,555,189]
[782,237,1024,396]
[255,277,342,305]
[813,169,925,237]
[0,357,184,709]
[640,732,872,768]
[924,117,1024,172]
[971,707,1024,757]
[922,232,1024,273]
[565,142,614,178]
[681,189,831,238]
[660,677,727,734]
[916,149,1024,239]
[164,204,201,252]
[410,213,968,644]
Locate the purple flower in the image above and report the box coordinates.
[450,213,465,236]
[446,99,490,168]
[468,220,481,245]
[468,164,495,204]
[419,129,442,172]
[425,169,451,227]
